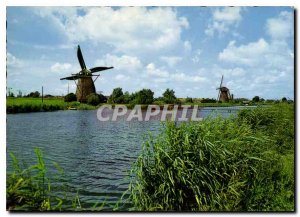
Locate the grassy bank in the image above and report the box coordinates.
[6,97,96,114]
[129,103,294,211]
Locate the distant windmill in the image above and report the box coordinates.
[60,45,113,102]
[216,75,232,102]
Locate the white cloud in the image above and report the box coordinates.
[183,40,192,52]
[171,72,206,82]
[192,49,202,63]
[36,7,189,53]
[219,38,269,66]
[50,62,72,72]
[205,7,243,37]
[160,56,182,67]
[114,74,130,81]
[146,63,169,78]
[96,54,142,72]
[7,52,23,67]
[266,11,293,40]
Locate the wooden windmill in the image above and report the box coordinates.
[216,75,232,102]
[60,45,113,102]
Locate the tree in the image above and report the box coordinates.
[162,88,177,104]
[201,98,216,103]
[123,91,132,104]
[185,97,193,103]
[282,97,287,102]
[252,96,260,102]
[108,87,124,104]
[17,90,22,98]
[27,91,40,98]
[98,93,108,103]
[64,93,77,102]
[87,93,100,106]
[132,89,154,104]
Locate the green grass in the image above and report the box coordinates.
[129,103,294,211]
[6,97,97,113]
[7,148,64,211]
[7,147,107,211]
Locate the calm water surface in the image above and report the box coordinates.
[6,107,251,210]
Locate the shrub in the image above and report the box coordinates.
[64,93,77,102]
[87,93,100,106]
[185,97,193,103]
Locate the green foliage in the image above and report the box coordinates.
[27,91,41,98]
[87,93,101,106]
[252,96,260,102]
[131,89,154,105]
[108,87,124,104]
[162,89,177,104]
[7,148,109,211]
[129,104,294,211]
[64,93,77,102]
[201,98,217,103]
[7,148,62,211]
[185,97,193,103]
[6,97,99,113]
[282,97,287,102]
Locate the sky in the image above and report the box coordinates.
[6,6,294,99]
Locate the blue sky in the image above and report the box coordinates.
[6,6,294,99]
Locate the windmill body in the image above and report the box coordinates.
[216,75,232,103]
[60,45,113,102]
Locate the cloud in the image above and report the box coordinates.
[114,74,130,81]
[7,52,23,67]
[266,11,293,40]
[50,62,72,72]
[146,63,169,78]
[35,7,189,53]
[95,54,142,72]
[218,38,269,66]
[183,40,192,52]
[192,49,202,63]
[160,56,182,67]
[205,7,243,37]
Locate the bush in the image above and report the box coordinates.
[129,105,294,211]
[185,97,193,103]
[64,93,77,102]
[87,93,101,106]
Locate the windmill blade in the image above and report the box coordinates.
[60,75,80,80]
[217,90,221,101]
[77,45,87,70]
[90,66,114,73]
[219,75,223,89]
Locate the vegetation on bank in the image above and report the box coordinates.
[129,104,294,211]
[7,148,106,211]
[6,97,97,114]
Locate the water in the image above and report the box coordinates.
[6,106,251,210]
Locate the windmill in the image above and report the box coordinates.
[216,75,232,102]
[60,45,113,102]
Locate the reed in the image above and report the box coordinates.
[129,104,294,211]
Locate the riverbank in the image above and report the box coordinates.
[6,103,294,211]
[6,97,96,113]
[7,97,275,114]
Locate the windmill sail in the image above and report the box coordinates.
[77,45,87,70]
